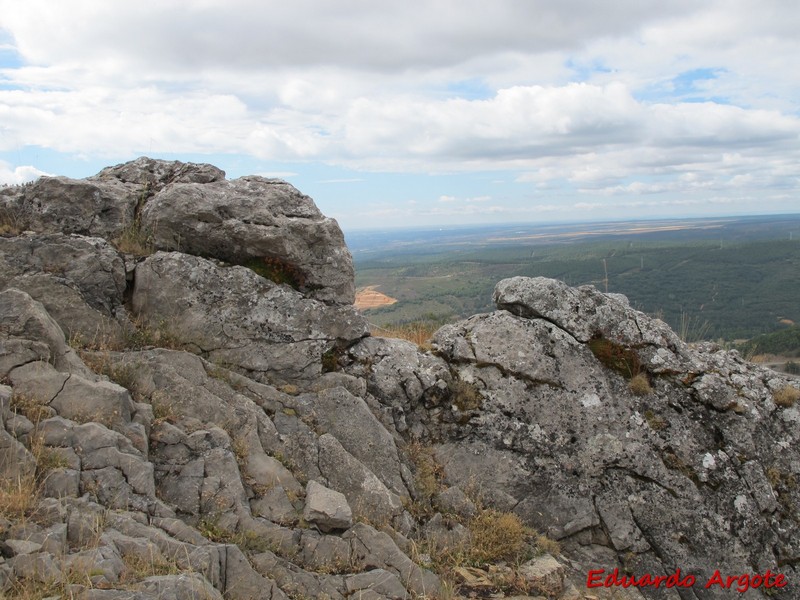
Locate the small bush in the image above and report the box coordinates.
[0,206,23,236]
[407,442,446,508]
[321,346,343,373]
[371,320,441,352]
[773,385,800,408]
[643,409,667,431]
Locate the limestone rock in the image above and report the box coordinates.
[494,276,694,373]
[141,176,354,304]
[303,480,353,532]
[93,156,226,189]
[0,288,91,376]
[1,175,138,240]
[131,252,367,383]
[429,276,799,593]
[519,554,565,597]
[317,434,404,525]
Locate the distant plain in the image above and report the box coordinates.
[349,215,800,360]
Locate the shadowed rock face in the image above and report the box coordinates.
[1,158,797,599]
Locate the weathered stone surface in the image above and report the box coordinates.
[1,175,138,239]
[137,573,224,600]
[219,544,288,600]
[345,523,440,598]
[494,276,694,373]
[0,427,36,481]
[428,276,799,596]
[131,252,367,383]
[303,480,353,532]
[317,433,404,525]
[519,554,565,597]
[93,156,226,190]
[311,387,408,497]
[0,288,90,375]
[344,568,408,599]
[0,233,126,316]
[141,176,354,304]
[344,336,451,437]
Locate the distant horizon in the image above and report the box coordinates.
[342,211,800,234]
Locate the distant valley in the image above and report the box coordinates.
[349,214,800,363]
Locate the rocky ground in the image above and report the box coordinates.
[0,158,798,599]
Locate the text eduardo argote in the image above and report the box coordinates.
[587,567,788,593]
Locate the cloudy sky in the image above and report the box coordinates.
[1,1,798,230]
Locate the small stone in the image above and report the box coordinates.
[303,480,353,532]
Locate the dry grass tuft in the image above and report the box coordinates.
[629,373,653,396]
[467,509,530,564]
[773,385,800,408]
[407,441,446,510]
[370,321,441,352]
[0,206,23,236]
[113,218,154,256]
[450,379,483,411]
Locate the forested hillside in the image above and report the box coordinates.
[356,236,800,342]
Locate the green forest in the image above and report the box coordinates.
[355,236,800,344]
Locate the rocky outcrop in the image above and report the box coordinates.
[1,158,797,600]
[1,156,354,304]
[429,277,799,597]
[140,176,354,304]
[130,251,367,384]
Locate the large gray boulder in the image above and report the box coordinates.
[430,276,799,597]
[0,288,91,376]
[140,176,354,304]
[0,175,138,240]
[131,252,367,384]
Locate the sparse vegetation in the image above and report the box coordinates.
[466,508,531,564]
[773,385,800,408]
[242,256,306,289]
[407,441,446,510]
[679,311,712,343]
[588,335,642,380]
[321,345,343,372]
[0,433,69,521]
[629,373,654,396]
[643,409,667,430]
[369,320,442,351]
[0,206,23,235]
[151,390,178,424]
[449,378,483,411]
[113,217,154,256]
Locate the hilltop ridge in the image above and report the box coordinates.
[0,158,798,599]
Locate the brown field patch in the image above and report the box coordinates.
[355,285,398,311]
